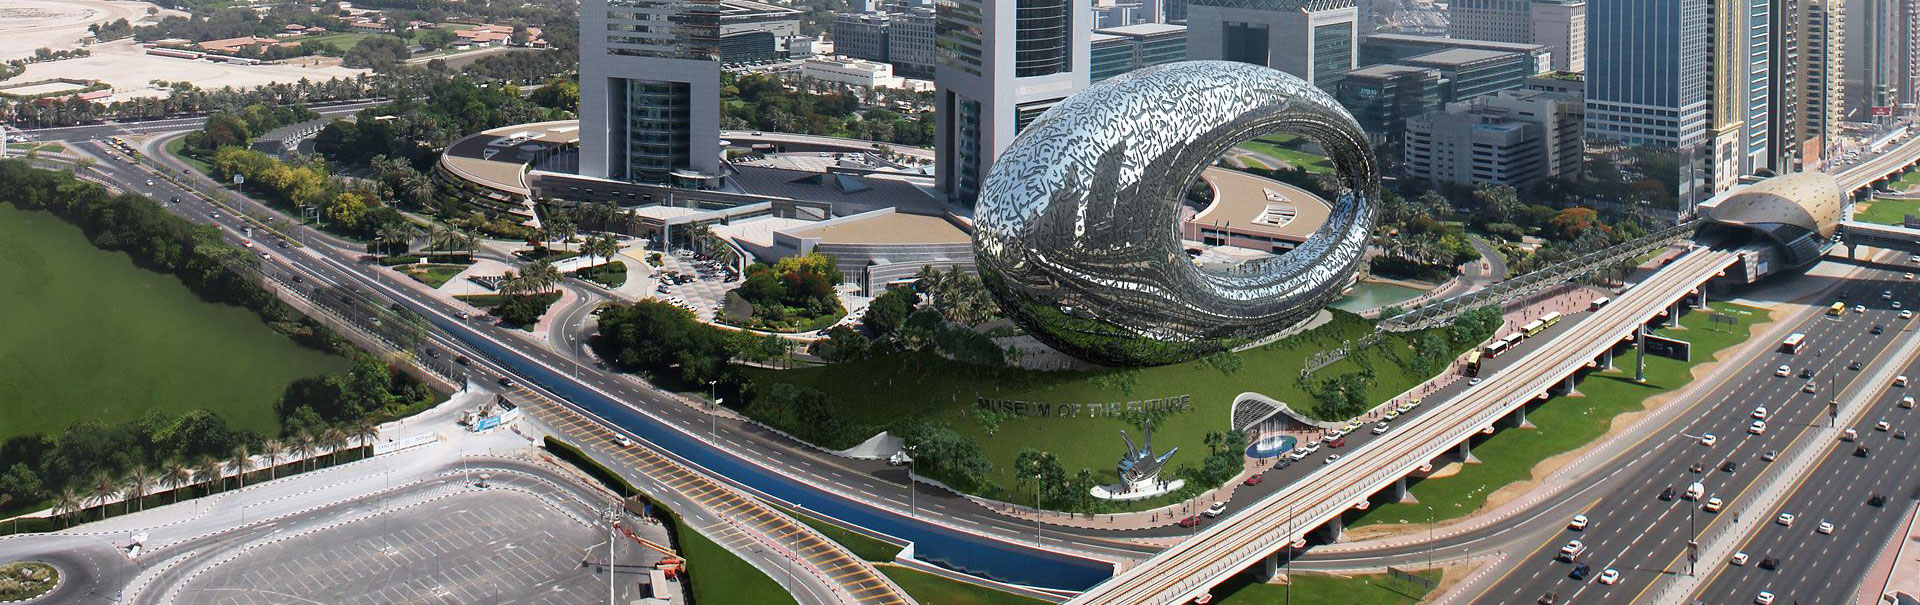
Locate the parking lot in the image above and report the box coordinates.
[173,490,640,605]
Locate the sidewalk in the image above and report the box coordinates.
[1855,501,1920,605]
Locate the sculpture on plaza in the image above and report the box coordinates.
[1095,426,1183,501]
[972,61,1381,365]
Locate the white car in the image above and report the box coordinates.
[1897,301,1905,310]
[1877,420,1892,431]
[1204,502,1227,518]
[1858,304,1869,313]
[1704,497,1725,512]
[1907,273,1915,280]
[1558,539,1585,560]
[1843,428,1859,441]
[1775,365,1791,377]
[1804,381,1819,393]
[1817,520,1835,534]
[1289,449,1312,461]
[613,434,634,448]
[1903,310,1914,319]
[1757,591,1776,605]
[1899,375,1911,387]
[1598,568,1621,585]
[1700,433,1718,447]
[1902,396,1915,409]
[1323,453,1342,464]
[1371,422,1391,435]
[1777,512,1796,526]
[1749,420,1767,435]
[1753,406,1769,419]
[1469,377,1483,385]
[1731,552,1750,566]
[1568,514,1589,531]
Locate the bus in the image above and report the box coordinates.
[1541,311,1563,329]
[1829,302,1847,317]
[1781,332,1806,354]
[1465,350,1483,376]
[1522,319,1547,337]
[1484,340,1510,358]
[1500,332,1525,351]
[1589,297,1612,311]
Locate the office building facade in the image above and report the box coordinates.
[1448,0,1586,72]
[1089,23,1189,82]
[1399,48,1535,101]
[1795,0,1842,164]
[1403,88,1583,187]
[888,7,938,78]
[1842,0,1917,117]
[1585,0,1713,214]
[1335,64,1444,153]
[1185,0,1360,91]
[580,0,724,186]
[832,13,892,62]
[1360,33,1554,74]
[935,0,1092,205]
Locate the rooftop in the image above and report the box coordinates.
[781,210,971,245]
[439,120,580,197]
[1363,33,1548,53]
[1094,23,1187,37]
[1403,48,1521,67]
[1189,167,1332,241]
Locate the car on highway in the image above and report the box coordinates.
[1537,592,1557,604]
[1700,433,1718,446]
[1753,406,1769,419]
[1598,568,1621,585]
[498,377,514,387]
[1721,460,1739,472]
[1777,512,1795,526]
[613,434,634,448]
[1775,365,1791,377]
[1900,375,1911,387]
[1898,430,1910,440]
[1749,420,1767,434]
[1244,474,1263,486]
[1323,453,1342,464]
[1804,381,1818,393]
[1568,514,1589,530]
[1843,428,1859,441]
[1204,502,1227,517]
[1858,304,1869,313]
[1870,493,1888,507]
[1731,552,1749,565]
[1802,368,1816,379]
[1884,290,1893,300]
[1178,516,1201,528]
[1817,520,1835,534]
[1877,420,1892,431]
[1761,449,1778,461]
[1855,445,1871,457]
[1660,485,1676,500]
[454,356,470,365]
[242,239,253,248]
[1897,301,1905,310]
[1757,591,1776,605]
[1851,360,1865,370]
[1904,310,1915,319]
[1469,377,1483,385]
[1568,563,1590,580]
[1759,556,1780,570]
[1557,540,1585,561]
[1690,460,1708,473]
[1686,482,1705,500]
[1704,497,1725,512]
[1903,396,1916,408]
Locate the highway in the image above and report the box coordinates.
[10,100,385,144]
[1477,258,1920,604]
[1068,247,1741,604]
[1836,131,1920,193]
[1690,331,1920,603]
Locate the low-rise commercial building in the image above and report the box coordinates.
[1335,64,1444,150]
[1397,47,1535,102]
[1401,88,1583,187]
[1360,33,1552,75]
[799,57,929,90]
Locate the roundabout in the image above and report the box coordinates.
[0,561,58,603]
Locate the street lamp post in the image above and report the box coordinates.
[904,445,918,518]
[1034,473,1044,544]
[712,398,723,435]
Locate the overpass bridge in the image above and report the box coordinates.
[1066,247,1740,605]
[1840,220,1920,258]
[1835,134,1920,194]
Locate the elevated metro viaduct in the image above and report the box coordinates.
[1067,173,1862,605]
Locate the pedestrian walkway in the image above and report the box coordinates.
[509,386,913,605]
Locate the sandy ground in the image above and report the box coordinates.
[0,0,174,61]
[13,38,368,101]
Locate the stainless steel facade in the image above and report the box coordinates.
[973,60,1379,365]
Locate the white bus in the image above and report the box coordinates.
[1781,332,1806,354]
[1589,297,1611,311]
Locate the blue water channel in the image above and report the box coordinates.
[444,319,1116,591]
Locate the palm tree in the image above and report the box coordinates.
[526,259,561,294]
[123,467,155,512]
[354,420,380,452]
[230,444,254,488]
[194,457,224,495]
[52,487,84,527]
[262,440,284,480]
[324,428,350,466]
[88,470,119,518]
[288,433,314,473]
[164,462,193,504]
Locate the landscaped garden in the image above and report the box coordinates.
[718,253,846,333]
[1211,569,1442,605]
[1236,135,1334,174]
[570,260,628,288]
[1854,197,1920,226]
[397,263,471,288]
[0,561,58,601]
[1350,301,1767,526]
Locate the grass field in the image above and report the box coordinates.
[166,136,214,176]
[1855,198,1920,226]
[299,32,401,51]
[397,263,468,288]
[570,260,628,289]
[673,513,799,605]
[0,203,348,443]
[1236,136,1334,174]
[1212,570,1442,605]
[746,311,1469,504]
[1350,302,1766,526]
[877,565,1049,605]
[1893,170,1920,192]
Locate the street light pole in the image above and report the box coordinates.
[1034,473,1044,545]
[712,398,723,435]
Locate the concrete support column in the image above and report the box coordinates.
[1563,375,1576,395]
[1696,289,1708,309]
[1315,520,1343,544]
[1511,404,1531,428]
[1457,439,1477,463]
[1601,348,1614,370]
[1669,303,1682,327]
[1390,476,1417,503]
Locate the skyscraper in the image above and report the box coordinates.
[1765,0,1799,173]
[934,0,1091,206]
[578,0,724,186]
[1842,0,1912,118]
[1796,0,1843,164]
[1584,0,1713,214]
[1705,0,1745,192]
[1448,0,1587,73]
[1184,0,1360,91]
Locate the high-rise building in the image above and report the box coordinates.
[1165,0,1189,22]
[935,0,1092,205]
[1185,0,1360,91]
[1403,89,1583,187]
[1704,0,1746,193]
[1398,48,1536,101]
[1336,64,1444,153]
[833,12,892,62]
[1585,0,1714,214]
[1796,0,1843,164]
[715,0,801,63]
[888,7,938,78]
[1360,33,1553,74]
[579,0,723,186]
[1089,23,1188,82]
[1447,0,1586,72]
[1842,0,1914,118]
[1740,0,1773,175]
[1765,0,1799,173]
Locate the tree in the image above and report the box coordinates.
[811,325,870,362]
[123,467,154,512]
[52,487,84,527]
[865,287,916,337]
[164,462,192,503]
[89,470,120,517]
[230,444,254,488]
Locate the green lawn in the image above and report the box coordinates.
[770,503,904,562]
[1351,301,1766,526]
[674,513,799,605]
[570,260,628,289]
[398,263,468,288]
[0,203,348,443]
[877,565,1049,605]
[1855,198,1920,226]
[1236,136,1334,174]
[299,32,400,51]
[166,136,214,176]
[746,311,1468,507]
[1892,170,1920,192]
[1212,570,1442,605]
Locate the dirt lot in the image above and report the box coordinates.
[13,38,369,101]
[0,0,172,61]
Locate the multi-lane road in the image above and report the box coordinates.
[1479,259,1920,604]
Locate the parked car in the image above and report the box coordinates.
[1178,516,1201,528]
[1204,502,1227,518]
